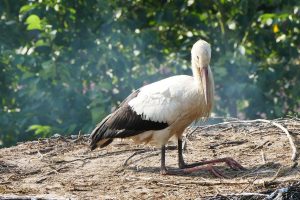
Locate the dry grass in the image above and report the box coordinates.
[0,118,300,199]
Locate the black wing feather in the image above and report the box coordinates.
[89,90,169,150]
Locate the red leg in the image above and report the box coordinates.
[161,145,229,178]
[186,157,246,171]
[161,164,228,178]
[175,139,245,178]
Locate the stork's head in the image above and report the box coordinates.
[191,40,212,105]
[191,39,211,68]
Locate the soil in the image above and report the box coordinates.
[0,118,300,200]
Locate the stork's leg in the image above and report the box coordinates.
[178,138,186,169]
[160,144,225,178]
[160,145,168,175]
[177,139,245,171]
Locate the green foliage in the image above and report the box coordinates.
[25,14,42,30]
[0,0,299,147]
[27,125,52,137]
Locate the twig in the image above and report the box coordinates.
[252,141,269,152]
[220,126,234,132]
[123,149,151,166]
[187,119,298,162]
[0,181,11,185]
[35,177,47,184]
[208,140,247,149]
[265,187,289,199]
[123,146,178,167]
[72,131,84,143]
[37,150,44,159]
[186,127,199,138]
[261,150,266,164]
[151,179,263,186]
[155,181,188,188]
[69,187,91,192]
[0,197,54,200]
[207,192,268,200]
[239,174,259,193]
[222,192,268,197]
[23,169,41,176]
[270,166,283,182]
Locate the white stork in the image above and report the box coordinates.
[90,39,244,177]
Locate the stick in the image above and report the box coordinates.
[251,141,269,152]
[222,192,268,197]
[239,174,259,193]
[208,140,247,149]
[187,119,298,162]
[0,197,53,200]
[256,119,298,162]
[0,181,11,185]
[123,149,151,166]
[261,150,266,164]
[123,146,178,166]
[270,166,283,182]
[155,181,188,188]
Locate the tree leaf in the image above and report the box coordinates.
[25,15,42,30]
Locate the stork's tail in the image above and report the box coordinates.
[89,114,114,150]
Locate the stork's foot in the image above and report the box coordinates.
[182,157,246,171]
[218,157,246,171]
[160,164,228,178]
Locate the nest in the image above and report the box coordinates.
[0,118,300,199]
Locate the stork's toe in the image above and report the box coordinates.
[223,157,246,170]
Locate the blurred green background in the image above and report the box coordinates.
[0,0,299,147]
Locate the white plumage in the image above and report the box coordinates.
[127,74,213,146]
[128,75,199,123]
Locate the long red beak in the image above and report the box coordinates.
[199,66,209,105]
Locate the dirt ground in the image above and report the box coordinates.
[0,118,300,200]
